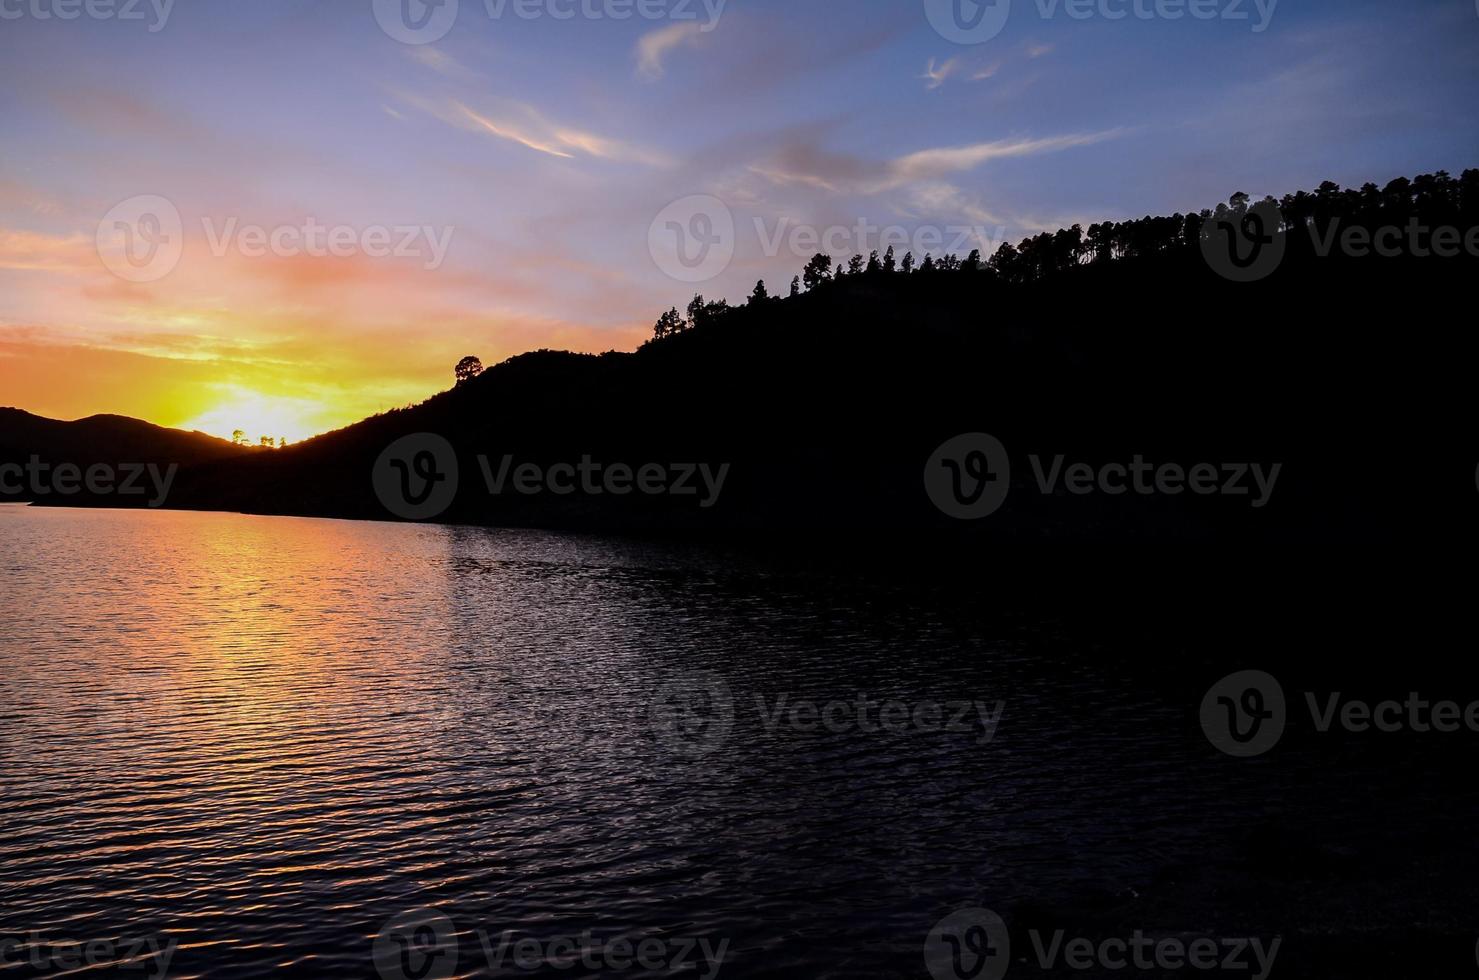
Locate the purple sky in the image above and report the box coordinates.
[1,0,1476,437]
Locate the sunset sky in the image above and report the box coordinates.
[2,0,1476,442]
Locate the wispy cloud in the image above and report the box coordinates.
[458,102,577,159]
[922,57,960,90]
[636,22,705,79]
[753,129,1125,195]
[397,93,669,165]
[889,131,1120,184]
[923,56,1003,90]
[0,228,94,274]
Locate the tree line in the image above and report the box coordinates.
[652,169,1479,340]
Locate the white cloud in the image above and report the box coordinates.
[636,22,705,79]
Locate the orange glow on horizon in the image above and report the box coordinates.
[175,387,341,445]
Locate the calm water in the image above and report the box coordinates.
[1,505,1472,978]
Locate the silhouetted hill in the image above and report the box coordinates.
[12,170,1479,545]
[0,409,247,503]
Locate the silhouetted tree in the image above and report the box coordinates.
[963,249,982,271]
[455,356,483,385]
[653,307,683,339]
[232,429,245,446]
[866,250,882,273]
[278,437,287,449]
[750,280,769,304]
[790,276,801,297]
[802,253,833,291]
[882,246,896,273]
[847,254,864,276]
[701,298,729,325]
[259,435,273,448]
[683,295,729,329]
[901,251,914,274]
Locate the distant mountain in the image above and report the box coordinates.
[0,409,246,503]
[9,170,1478,544]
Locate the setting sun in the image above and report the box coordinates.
[177,387,333,445]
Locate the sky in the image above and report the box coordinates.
[1,0,1476,442]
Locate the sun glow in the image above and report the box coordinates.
[178,388,332,445]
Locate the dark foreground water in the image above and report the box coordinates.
[1,505,1475,979]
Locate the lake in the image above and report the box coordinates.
[1,505,1473,978]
